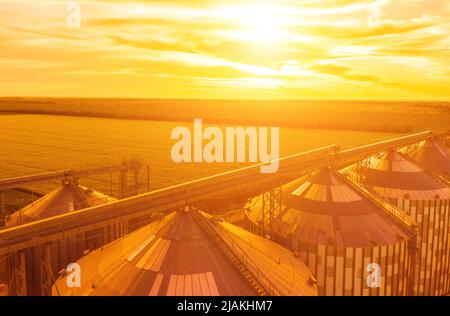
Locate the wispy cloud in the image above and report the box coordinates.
[0,0,449,99]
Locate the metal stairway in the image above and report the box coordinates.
[191,211,269,296]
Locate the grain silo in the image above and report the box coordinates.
[1,178,116,296]
[52,209,318,296]
[410,139,450,180]
[5,178,115,227]
[245,168,417,296]
[356,150,450,296]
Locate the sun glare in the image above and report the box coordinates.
[218,4,289,44]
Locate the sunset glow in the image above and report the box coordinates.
[0,0,449,99]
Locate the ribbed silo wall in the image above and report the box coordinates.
[244,216,416,296]
[383,194,450,296]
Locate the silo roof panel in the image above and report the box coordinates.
[392,159,423,172]
[414,140,450,176]
[304,184,328,201]
[249,168,416,248]
[6,182,115,227]
[221,221,318,296]
[291,181,310,196]
[361,151,445,190]
[331,184,361,202]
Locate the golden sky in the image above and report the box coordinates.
[0,0,449,100]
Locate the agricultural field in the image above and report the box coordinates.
[0,113,398,192]
[0,98,448,203]
[0,98,449,133]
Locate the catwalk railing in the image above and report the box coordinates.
[341,169,419,232]
[207,215,283,296]
[0,160,142,192]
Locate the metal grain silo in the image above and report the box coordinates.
[5,178,115,227]
[245,168,417,296]
[410,139,450,181]
[356,150,450,296]
[1,178,116,296]
[52,210,318,296]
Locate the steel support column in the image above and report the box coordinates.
[147,165,150,192]
[8,251,27,296]
[40,243,53,296]
[133,168,139,196]
[119,168,126,198]
[355,157,370,186]
[0,191,5,220]
[260,184,282,238]
[119,160,142,198]
[405,142,420,158]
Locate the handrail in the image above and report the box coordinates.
[203,216,283,296]
[0,159,142,191]
[424,170,450,187]
[340,170,418,232]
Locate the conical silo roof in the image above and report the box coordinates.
[413,139,450,178]
[246,168,415,248]
[360,150,450,200]
[52,210,318,296]
[6,179,115,227]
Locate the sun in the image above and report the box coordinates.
[238,6,285,43]
[217,4,289,45]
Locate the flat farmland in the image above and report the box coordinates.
[0,113,397,193]
[0,98,449,133]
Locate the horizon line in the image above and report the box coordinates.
[1,96,450,103]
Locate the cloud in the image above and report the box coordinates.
[310,63,379,82]
[0,0,449,99]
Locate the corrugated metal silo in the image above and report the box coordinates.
[52,210,318,296]
[411,139,450,180]
[245,168,417,296]
[356,150,450,295]
[1,179,116,295]
[5,179,115,227]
